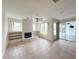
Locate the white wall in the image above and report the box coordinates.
[48,19,53,41]
[2,0,8,57]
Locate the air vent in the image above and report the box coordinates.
[52,0,59,3]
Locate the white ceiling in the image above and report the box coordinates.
[5,0,76,19]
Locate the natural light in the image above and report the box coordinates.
[53,22,56,35]
[33,23,36,31]
[40,23,48,35]
[13,22,22,31]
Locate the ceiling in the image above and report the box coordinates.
[5,0,76,19]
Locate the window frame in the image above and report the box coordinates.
[12,22,22,32]
[40,23,48,35]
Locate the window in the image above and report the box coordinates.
[45,23,48,34]
[13,22,22,31]
[40,23,48,35]
[8,18,22,32]
[59,23,66,33]
[33,23,36,31]
[59,24,61,28]
[53,22,56,35]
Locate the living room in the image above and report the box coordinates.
[2,0,76,59]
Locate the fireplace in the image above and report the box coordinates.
[24,32,32,38]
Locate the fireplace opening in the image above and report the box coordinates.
[24,32,32,38]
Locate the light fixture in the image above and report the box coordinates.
[36,18,39,22]
[52,0,60,3]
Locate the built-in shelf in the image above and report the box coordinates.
[8,32,22,40]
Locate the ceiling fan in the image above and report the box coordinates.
[52,0,60,3]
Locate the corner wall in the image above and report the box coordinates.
[2,0,8,57]
[37,18,59,41]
